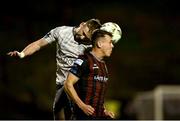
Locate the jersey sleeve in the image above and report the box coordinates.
[42,27,63,44]
[69,57,88,78]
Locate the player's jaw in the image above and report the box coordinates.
[101,36,114,57]
[74,23,92,45]
[74,34,91,45]
[105,49,113,57]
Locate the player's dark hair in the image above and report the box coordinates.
[91,29,112,47]
[85,19,102,36]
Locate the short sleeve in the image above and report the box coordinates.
[43,27,63,43]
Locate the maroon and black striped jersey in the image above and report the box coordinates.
[70,52,109,119]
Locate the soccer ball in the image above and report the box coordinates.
[100,22,122,43]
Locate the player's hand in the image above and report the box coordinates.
[7,51,19,57]
[7,51,25,58]
[80,103,95,116]
[104,109,115,119]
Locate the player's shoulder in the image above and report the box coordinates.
[55,26,73,30]
[51,26,73,36]
[75,53,90,65]
[79,52,90,60]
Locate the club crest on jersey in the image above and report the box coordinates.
[93,64,99,69]
[74,59,83,66]
[93,64,99,74]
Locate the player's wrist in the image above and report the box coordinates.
[17,52,25,58]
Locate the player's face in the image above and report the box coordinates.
[75,23,92,45]
[99,35,114,57]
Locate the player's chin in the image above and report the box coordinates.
[76,38,91,45]
[79,41,91,45]
[109,50,113,56]
[106,52,112,57]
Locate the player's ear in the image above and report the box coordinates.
[97,40,102,48]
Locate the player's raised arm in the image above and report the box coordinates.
[7,38,48,58]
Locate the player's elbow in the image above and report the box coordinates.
[64,80,72,93]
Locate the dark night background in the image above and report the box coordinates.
[0,0,180,119]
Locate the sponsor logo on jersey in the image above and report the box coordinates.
[94,75,108,82]
[74,59,83,66]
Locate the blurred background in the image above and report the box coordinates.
[0,0,180,120]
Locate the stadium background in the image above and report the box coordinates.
[0,0,179,119]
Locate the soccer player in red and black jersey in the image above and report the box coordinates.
[64,29,116,119]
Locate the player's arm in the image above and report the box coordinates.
[7,38,48,58]
[64,72,95,116]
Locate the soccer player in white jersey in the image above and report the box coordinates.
[7,19,102,120]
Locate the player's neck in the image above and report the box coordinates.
[90,49,104,61]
